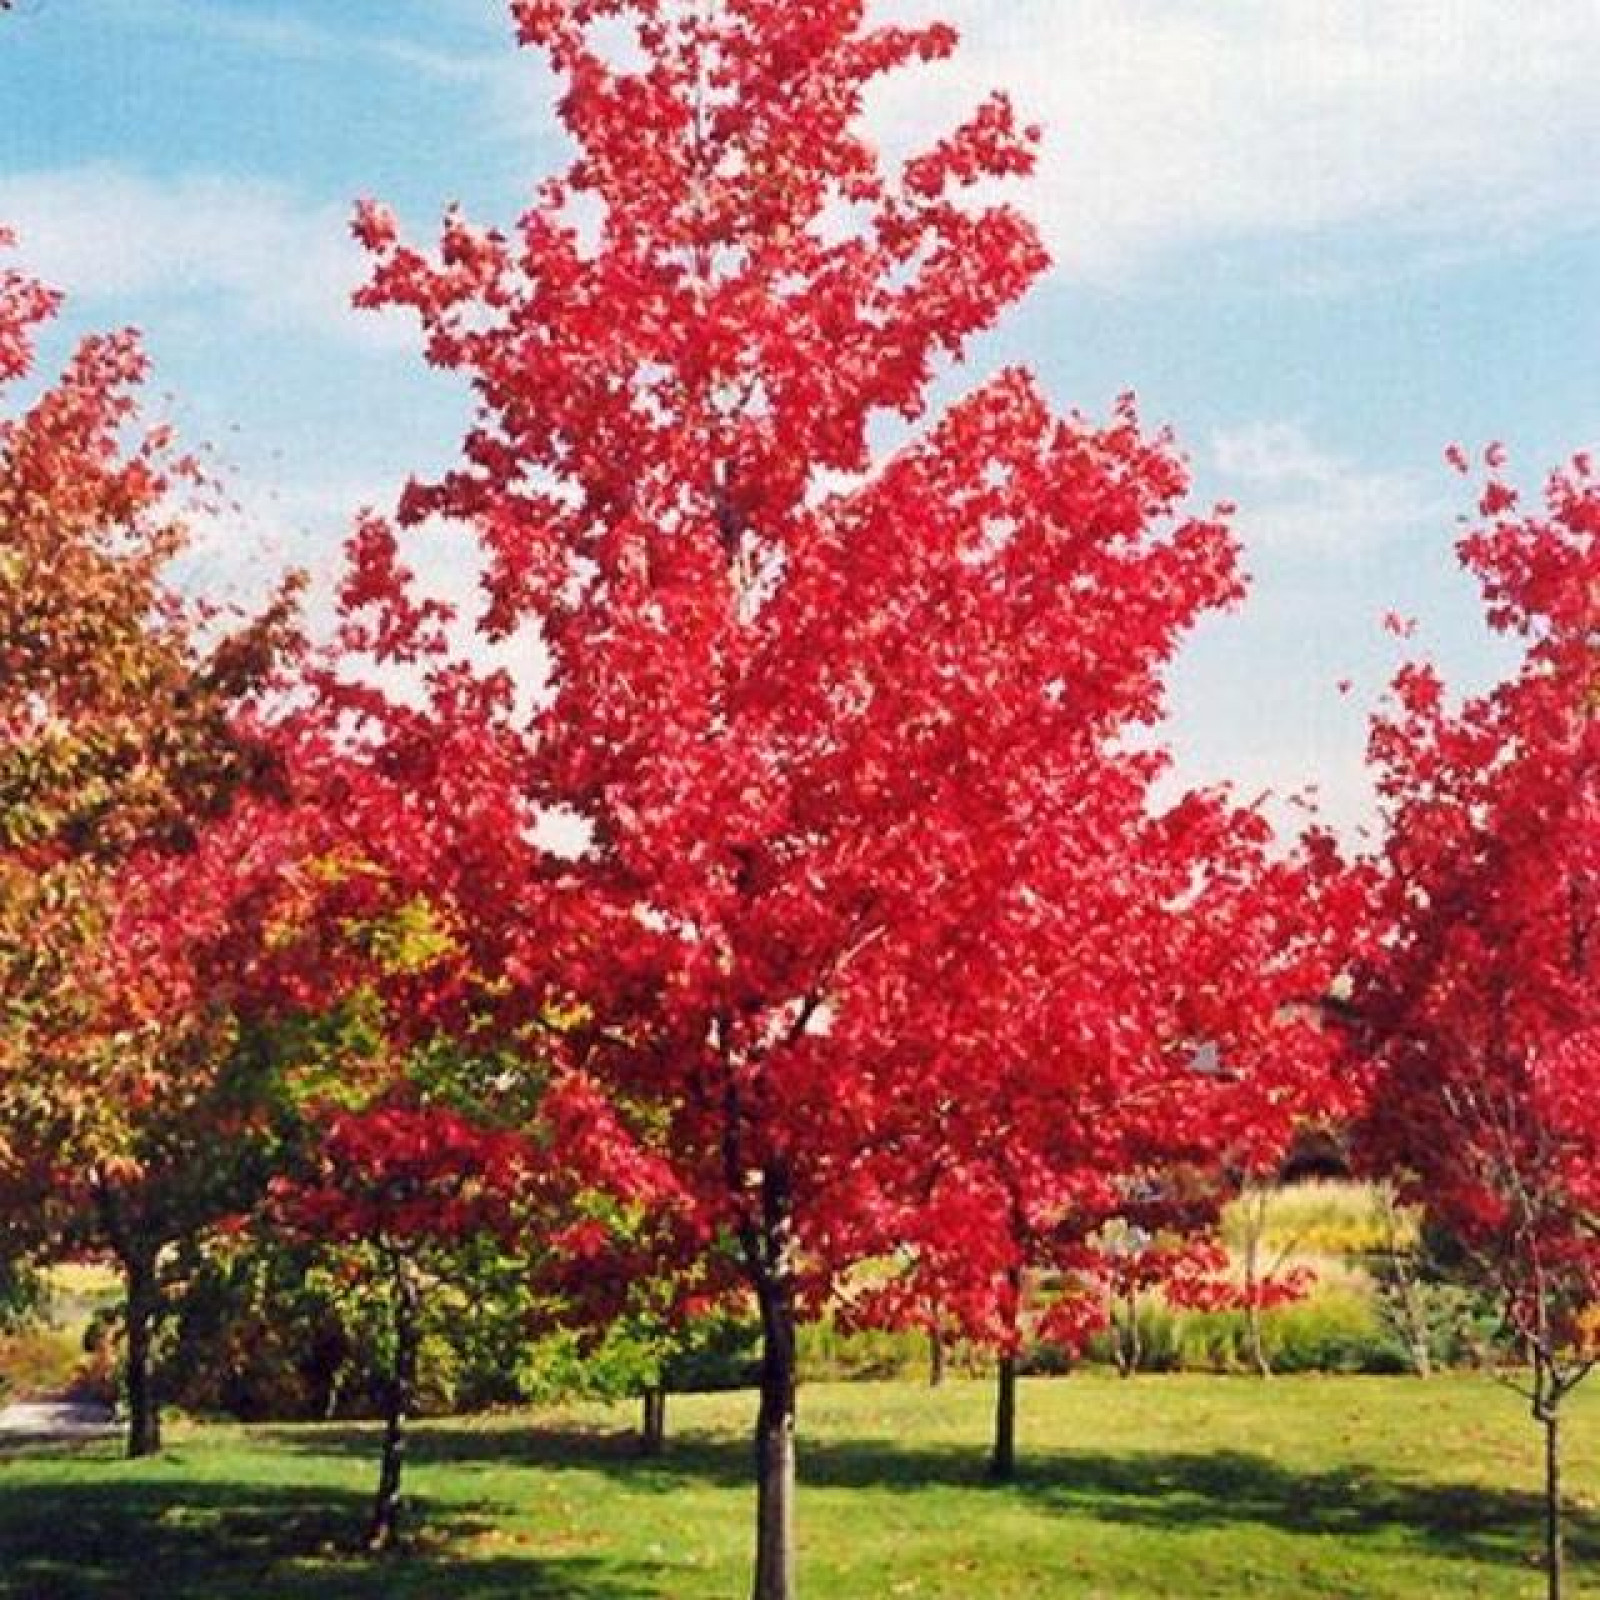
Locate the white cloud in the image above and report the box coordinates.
[88,0,348,61]
[0,166,411,349]
[178,467,549,688]
[49,1,1599,295]
[86,0,502,81]
[83,0,562,149]
[179,475,371,590]
[1210,421,1447,557]
[866,0,1600,282]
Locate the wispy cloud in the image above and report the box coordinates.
[68,1,1597,297]
[77,0,336,61]
[867,0,1600,284]
[85,0,487,79]
[0,166,414,349]
[82,0,561,147]
[181,465,539,669]
[1210,421,1449,558]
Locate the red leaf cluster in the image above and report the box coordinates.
[1356,455,1600,1354]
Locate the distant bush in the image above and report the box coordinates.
[666,1314,764,1392]
[0,1265,123,1402]
[155,1227,773,1422]
[519,1312,763,1404]
[1222,1180,1400,1260]
[151,1246,356,1421]
[1364,1208,1504,1377]
[1080,1298,1187,1374]
[130,1175,1509,1416]
[1080,1283,1410,1376]
[1260,1286,1405,1373]
[798,1319,927,1383]
[153,1232,542,1422]
[0,1323,83,1399]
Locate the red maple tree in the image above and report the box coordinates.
[846,795,1353,1471]
[1353,449,1600,1600]
[348,5,1348,1591]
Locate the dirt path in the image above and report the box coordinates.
[0,1397,115,1445]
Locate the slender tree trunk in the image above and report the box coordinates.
[751,1269,798,1600]
[1240,1190,1272,1380]
[1244,1302,1271,1380]
[928,1326,946,1389]
[96,1185,162,1459]
[1541,1381,1565,1600]
[1117,1283,1142,1379]
[1110,1290,1131,1379]
[640,1386,668,1456]
[989,1354,1018,1482]
[1377,1190,1433,1378]
[123,1253,162,1459]
[990,1262,1024,1480]
[366,1257,420,1553]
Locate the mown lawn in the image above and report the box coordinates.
[1,1374,1596,1597]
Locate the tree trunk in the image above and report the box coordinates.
[989,1354,1018,1482]
[751,1271,798,1600]
[1244,1302,1272,1380]
[366,1258,420,1553]
[1378,1193,1432,1378]
[1116,1283,1142,1379]
[1240,1193,1272,1380]
[1543,1394,1564,1600]
[640,1386,668,1456]
[123,1253,162,1459]
[928,1326,946,1389]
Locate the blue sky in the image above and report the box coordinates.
[2,0,1596,835]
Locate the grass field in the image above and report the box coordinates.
[1,1374,1596,1598]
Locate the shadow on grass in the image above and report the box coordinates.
[0,1472,657,1600]
[262,1416,1594,1576]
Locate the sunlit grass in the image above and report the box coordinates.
[1,1373,1593,1597]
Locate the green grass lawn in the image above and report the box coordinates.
[1,1374,1596,1597]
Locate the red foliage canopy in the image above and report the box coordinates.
[345,0,1350,1327]
[276,1104,535,1247]
[1356,451,1600,1364]
[344,5,1359,1585]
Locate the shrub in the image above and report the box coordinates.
[0,1324,82,1399]
[1084,1283,1415,1376]
[1222,1180,1399,1260]
[1084,1297,1187,1374]
[1262,1286,1404,1374]
[798,1319,926,1383]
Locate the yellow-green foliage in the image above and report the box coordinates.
[354,895,459,976]
[1222,1179,1411,1259]
[0,1324,83,1399]
[798,1319,932,1383]
[1090,1283,1403,1376]
[41,1263,119,1304]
